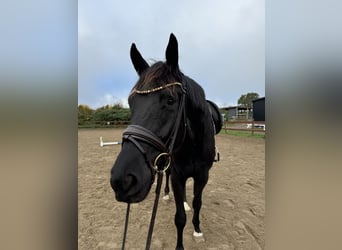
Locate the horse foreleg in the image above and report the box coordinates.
[183,187,191,211]
[163,169,171,200]
[192,171,209,240]
[171,175,186,250]
[164,171,190,211]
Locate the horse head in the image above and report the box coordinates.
[110,34,186,203]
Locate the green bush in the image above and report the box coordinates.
[93,108,130,122]
[78,103,131,127]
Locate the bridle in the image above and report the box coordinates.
[122,81,187,176]
[119,81,187,250]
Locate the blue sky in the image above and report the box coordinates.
[78,0,264,108]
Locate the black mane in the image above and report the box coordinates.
[130,61,208,116]
[131,61,182,93]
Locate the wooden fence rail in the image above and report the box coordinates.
[79,120,266,136]
[222,120,266,135]
[78,120,130,128]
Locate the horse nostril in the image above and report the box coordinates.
[122,174,137,191]
[110,177,120,192]
[111,174,138,193]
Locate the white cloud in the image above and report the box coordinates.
[79,0,265,108]
[95,93,129,109]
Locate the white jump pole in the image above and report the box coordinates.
[100,136,121,147]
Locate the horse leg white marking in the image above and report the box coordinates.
[184,201,191,211]
[162,194,170,200]
[193,231,205,243]
[193,231,203,237]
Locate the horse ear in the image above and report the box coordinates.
[130,43,149,75]
[165,33,178,68]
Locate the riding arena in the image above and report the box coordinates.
[78,128,264,249]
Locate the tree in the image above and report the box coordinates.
[238,92,260,108]
[78,105,94,124]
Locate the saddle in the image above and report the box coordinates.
[206,100,223,134]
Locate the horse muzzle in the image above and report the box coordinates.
[110,143,154,203]
[110,171,152,203]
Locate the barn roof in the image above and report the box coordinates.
[252,97,265,102]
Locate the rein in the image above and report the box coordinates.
[120,81,187,250]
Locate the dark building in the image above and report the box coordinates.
[252,97,265,121]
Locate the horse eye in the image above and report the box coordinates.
[167,97,175,105]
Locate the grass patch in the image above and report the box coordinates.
[78,124,128,129]
[220,130,265,139]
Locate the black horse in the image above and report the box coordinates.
[110,34,222,250]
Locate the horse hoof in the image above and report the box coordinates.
[163,194,170,200]
[193,231,205,242]
[193,231,203,237]
[184,202,191,211]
